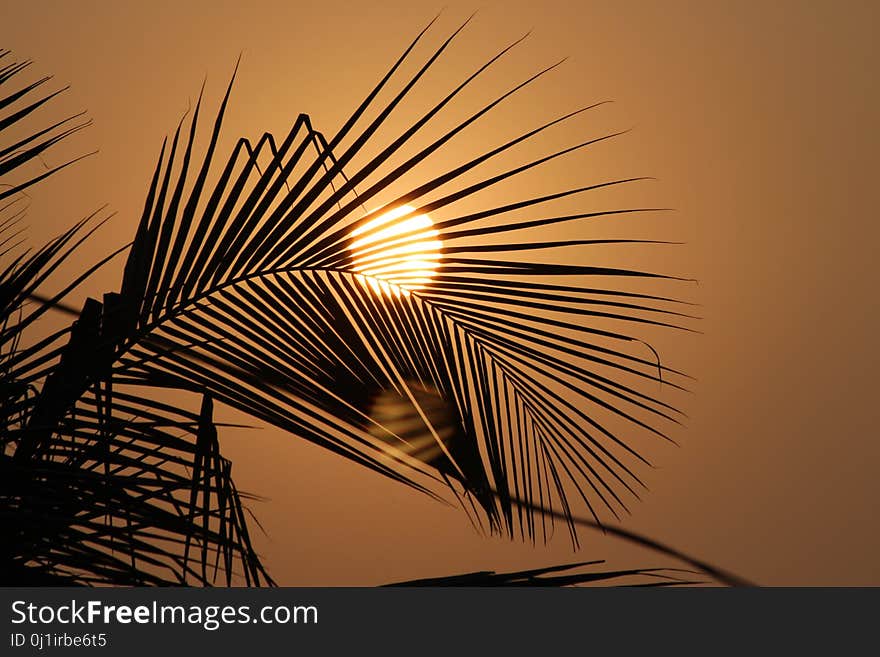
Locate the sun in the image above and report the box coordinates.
[348,204,442,297]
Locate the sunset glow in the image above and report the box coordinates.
[349,204,441,297]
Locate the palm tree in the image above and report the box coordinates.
[1,17,751,587]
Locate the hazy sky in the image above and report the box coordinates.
[6,0,879,585]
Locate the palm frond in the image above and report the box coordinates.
[0,218,271,585]
[2,389,271,585]
[384,560,702,587]
[0,48,93,201]
[59,18,695,545]
[1,53,270,586]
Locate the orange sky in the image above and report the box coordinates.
[6,0,879,585]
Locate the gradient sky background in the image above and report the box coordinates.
[6,0,878,585]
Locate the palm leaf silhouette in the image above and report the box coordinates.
[1,219,269,585]
[15,16,694,543]
[385,560,701,587]
[1,50,269,585]
[4,21,749,586]
[0,48,92,202]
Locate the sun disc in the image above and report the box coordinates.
[349,204,441,296]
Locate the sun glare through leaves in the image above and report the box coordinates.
[349,204,442,297]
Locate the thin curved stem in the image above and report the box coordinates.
[503,491,756,587]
